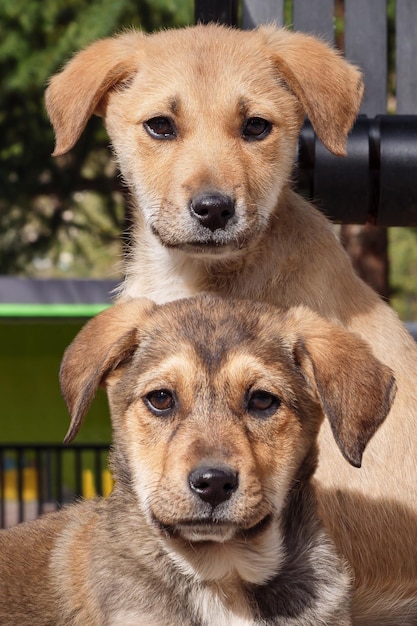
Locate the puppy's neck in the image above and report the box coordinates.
[159,481,350,623]
[161,517,286,587]
[120,229,207,303]
[118,199,284,304]
[249,481,352,623]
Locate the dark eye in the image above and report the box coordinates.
[144,389,176,415]
[242,117,272,141]
[144,116,177,139]
[247,390,281,417]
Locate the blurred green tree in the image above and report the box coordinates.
[390,228,417,320]
[0,0,192,277]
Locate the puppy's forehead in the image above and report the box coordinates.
[143,25,266,69]
[135,26,279,99]
[136,297,291,369]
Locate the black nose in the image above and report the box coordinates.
[188,466,238,507]
[190,193,235,231]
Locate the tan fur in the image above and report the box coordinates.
[45,24,417,618]
[0,296,395,624]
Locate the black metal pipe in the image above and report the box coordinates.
[296,115,417,226]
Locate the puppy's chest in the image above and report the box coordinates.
[189,585,256,626]
[109,585,256,625]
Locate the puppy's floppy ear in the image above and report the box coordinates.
[45,31,145,156]
[287,308,396,467]
[260,26,364,156]
[59,298,156,444]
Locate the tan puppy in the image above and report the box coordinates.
[0,296,396,625]
[45,24,417,614]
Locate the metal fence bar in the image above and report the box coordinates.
[95,448,102,496]
[75,447,83,497]
[0,449,4,529]
[55,447,63,506]
[45,449,53,503]
[16,448,24,524]
[35,448,43,518]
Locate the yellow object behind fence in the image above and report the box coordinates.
[3,468,38,501]
[82,469,114,499]
[3,468,114,501]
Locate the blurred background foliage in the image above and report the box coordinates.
[0,0,192,278]
[1,0,416,319]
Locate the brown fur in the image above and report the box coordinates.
[0,296,396,625]
[45,24,417,620]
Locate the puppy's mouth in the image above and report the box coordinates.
[181,240,240,252]
[179,242,247,262]
[150,225,249,257]
[153,514,272,544]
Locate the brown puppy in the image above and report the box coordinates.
[0,296,395,625]
[45,24,417,617]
